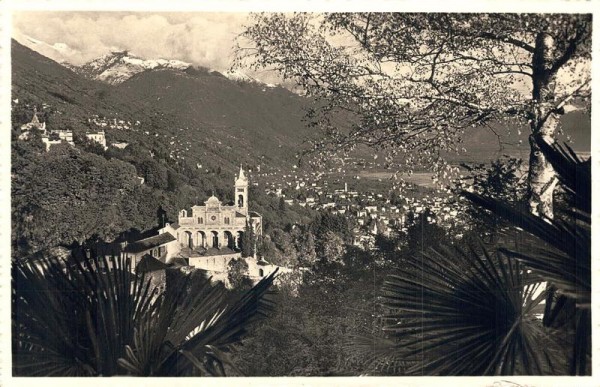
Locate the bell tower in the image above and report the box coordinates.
[234,165,248,214]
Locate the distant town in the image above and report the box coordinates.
[14,100,471,286]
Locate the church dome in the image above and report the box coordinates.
[205,195,221,205]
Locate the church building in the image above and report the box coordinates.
[19,107,75,151]
[19,107,47,139]
[128,166,286,287]
[160,166,262,254]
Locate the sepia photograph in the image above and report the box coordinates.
[6,3,595,384]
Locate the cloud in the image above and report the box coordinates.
[12,12,250,72]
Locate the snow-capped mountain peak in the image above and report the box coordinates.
[75,51,192,85]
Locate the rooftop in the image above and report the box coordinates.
[136,254,168,273]
[124,232,176,254]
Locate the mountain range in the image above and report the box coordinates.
[12,38,591,179]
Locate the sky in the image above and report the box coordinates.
[12,11,591,109]
[13,12,252,74]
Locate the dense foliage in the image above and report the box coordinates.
[229,208,454,375]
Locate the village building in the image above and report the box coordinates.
[111,142,129,149]
[121,232,178,266]
[135,254,168,292]
[86,130,108,149]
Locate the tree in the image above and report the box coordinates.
[295,229,317,267]
[241,222,256,258]
[404,209,449,255]
[319,231,346,265]
[278,196,286,212]
[461,157,527,202]
[455,157,528,238]
[237,13,591,218]
[74,131,106,156]
[138,159,168,190]
[156,205,168,228]
[312,212,352,243]
[227,258,252,290]
[374,233,397,257]
[269,228,299,267]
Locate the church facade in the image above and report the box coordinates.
[161,166,262,253]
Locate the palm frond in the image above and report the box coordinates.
[362,244,565,376]
[463,138,591,375]
[13,250,276,376]
[117,269,277,376]
[12,252,155,376]
[534,137,591,215]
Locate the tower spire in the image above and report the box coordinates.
[31,106,40,124]
[238,164,245,180]
[235,164,248,213]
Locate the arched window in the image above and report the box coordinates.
[198,217,203,224]
[224,217,230,225]
[238,194,244,208]
[259,268,264,277]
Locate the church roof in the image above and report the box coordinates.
[124,232,176,254]
[21,108,45,131]
[235,211,247,218]
[205,195,221,205]
[30,112,41,125]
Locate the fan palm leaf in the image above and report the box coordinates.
[352,243,564,375]
[12,251,275,376]
[117,268,277,376]
[463,137,591,374]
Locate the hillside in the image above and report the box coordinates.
[112,67,317,169]
[11,39,321,256]
[12,40,120,121]
[11,40,320,175]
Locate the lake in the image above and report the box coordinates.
[358,171,438,188]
